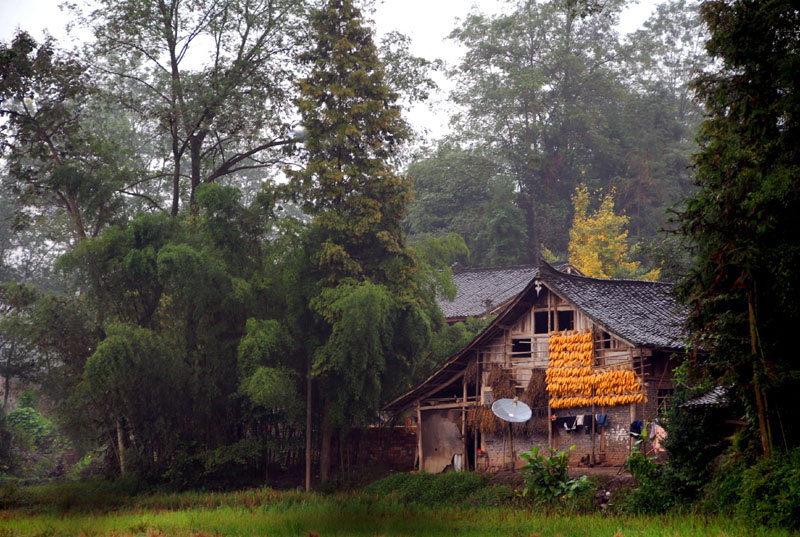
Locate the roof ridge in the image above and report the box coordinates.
[539,262,673,287]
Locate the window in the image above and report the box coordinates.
[512,338,531,358]
[557,310,574,331]
[534,311,549,334]
[601,331,612,349]
[657,389,674,413]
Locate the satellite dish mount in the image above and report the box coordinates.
[491,397,532,472]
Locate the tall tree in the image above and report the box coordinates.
[288,0,438,484]
[449,0,626,258]
[568,184,658,280]
[405,143,528,266]
[74,0,308,215]
[679,0,800,456]
[0,32,139,242]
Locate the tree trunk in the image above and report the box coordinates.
[320,413,332,484]
[116,419,126,475]
[305,358,312,491]
[749,295,772,457]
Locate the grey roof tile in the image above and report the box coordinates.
[439,262,573,319]
[681,386,729,408]
[538,263,687,348]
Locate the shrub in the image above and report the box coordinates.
[619,443,674,514]
[734,448,800,531]
[365,471,488,506]
[464,483,519,507]
[518,445,593,509]
[702,452,748,516]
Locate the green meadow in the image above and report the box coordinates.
[1,486,793,537]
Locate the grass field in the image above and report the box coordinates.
[1,484,794,537]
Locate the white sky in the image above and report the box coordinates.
[0,0,660,140]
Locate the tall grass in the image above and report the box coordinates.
[3,505,794,537]
[1,477,796,537]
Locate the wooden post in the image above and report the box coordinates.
[461,376,467,471]
[508,422,515,472]
[416,400,423,472]
[116,419,126,476]
[591,393,596,465]
[601,406,606,456]
[547,401,552,449]
[474,356,480,468]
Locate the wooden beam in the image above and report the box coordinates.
[416,368,467,403]
[416,400,423,471]
[421,401,479,411]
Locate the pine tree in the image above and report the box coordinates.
[288,0,435,484]
[290,0,415,288]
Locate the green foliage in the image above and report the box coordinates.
[519,445,592,508]
[621,442,674,515]
[5,408,56,453]
[0,31,132,241]
[312,281,398,428]
[658,362,730,502]
[365,471,489,506]
[410,233,468,302]
[446,0,702,258]
[568,185,659,280]
[240,367,301,420]
[424,317,490,381]
[405,144,528,267]
[678,0,800,454]
[734,448,800,530]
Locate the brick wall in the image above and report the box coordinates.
[337,427,417,470]
[481,404,636,470]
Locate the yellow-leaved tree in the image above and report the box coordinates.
[568,185,659,280]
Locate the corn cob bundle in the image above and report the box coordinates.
[546,330,596,409]
[545,330,647,409]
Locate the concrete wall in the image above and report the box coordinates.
[421,409,463,473]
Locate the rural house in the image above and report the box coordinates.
[385,262,687,473]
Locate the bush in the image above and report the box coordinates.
[518,445,593,510]
[619,443,674,514]
[365,471,489,506]
[659,362,730,502]
[464,483,519,508]
[734,448,800,530]
[702,452,748,516]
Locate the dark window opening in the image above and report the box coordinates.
[557,310,574,331]
[534,311,549,334]
[601,331,611,349]
[512,338,531,358]
[657,389,674,413]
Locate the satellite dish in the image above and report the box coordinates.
[491,398,532,423]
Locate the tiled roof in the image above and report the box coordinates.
[386,263,688,412]
[439,262,574,319]
[539,263,687,349]
[681,386,729,408]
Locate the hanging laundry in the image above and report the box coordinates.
[563,416,578,432]
[630,420,643,435]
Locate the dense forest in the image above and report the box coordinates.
[0,0,798,525]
